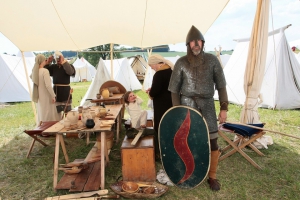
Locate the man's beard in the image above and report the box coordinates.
[192,48,201,56]
[187,45,204,67]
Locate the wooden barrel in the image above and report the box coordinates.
[96,131,114,150]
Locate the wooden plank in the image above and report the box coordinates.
[56,159,83,190]
[130,130,143,146]
[44,189,108,200]
[69,162,95,192]
[83,161,101,191]
[55,173,78,190]
[44,122,64,133]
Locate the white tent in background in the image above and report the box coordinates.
[142,64,155,91]
[128,55,147,80]
[0,54,35,102]
[17,51,36,58]
[71,57,96,82]
[80,58,111,106]
[103,58,142,91]
[295,53,300,64]
[165,55,180,66]
[220,54,231,68]
[216,25,300,109]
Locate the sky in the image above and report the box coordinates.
[1,0,300,54]
[171,0,300,52]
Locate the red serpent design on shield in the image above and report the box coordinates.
[173,110,195,184]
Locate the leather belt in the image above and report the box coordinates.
[54,84,70,86]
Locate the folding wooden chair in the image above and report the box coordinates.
[218,123,266,169]
[24,121,58,158]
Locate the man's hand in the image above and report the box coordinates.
[58,54,66,65]
[218,110,227,124]
[46,55,54,65]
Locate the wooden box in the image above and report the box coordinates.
[121,135,156,182]
[146,110,154,127]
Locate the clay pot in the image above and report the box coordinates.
[101,88,110,99]
[96,93,101,99]
[81,108,90,124]
[64,119,71,128]
[85,119,95,128]
[90,111,96,119]
[98,107,107,118]
[66,111,79,125]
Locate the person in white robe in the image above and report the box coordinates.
[30,54,60,122]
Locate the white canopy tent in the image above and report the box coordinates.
[80,58,111,106]
[103,58,142,91]
[0,0,229,121]
[0,0,229,52]
[0,53,35,102]
[216,25,300,109]
[71,57,96,82]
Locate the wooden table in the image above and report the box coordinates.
[43,104,123,191]
[90,93,124,105]
[90,93,125,119]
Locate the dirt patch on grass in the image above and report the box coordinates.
[0,103,10,109]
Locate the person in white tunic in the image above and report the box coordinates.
[124,91,147,129]
[30,54,60,122]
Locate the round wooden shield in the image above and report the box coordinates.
[158,106,210,189]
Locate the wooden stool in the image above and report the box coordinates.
[121,135,156,182]
[218,123,266,169]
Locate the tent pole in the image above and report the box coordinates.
[21,51,38,124]
[147,48,152,57]
[215,46,224,68]
[110,43,114,80]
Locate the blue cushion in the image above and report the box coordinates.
[223,123,264,137]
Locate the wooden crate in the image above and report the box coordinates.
[121,135,156,182]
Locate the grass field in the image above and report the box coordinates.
[0,82,299,199]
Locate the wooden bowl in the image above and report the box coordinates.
[143,186,155,194]
[122,182,139,193]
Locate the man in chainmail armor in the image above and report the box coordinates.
[168,25,228,191]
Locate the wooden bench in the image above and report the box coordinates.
[24,121,58,158]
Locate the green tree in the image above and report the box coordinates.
[82,44,121,67]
